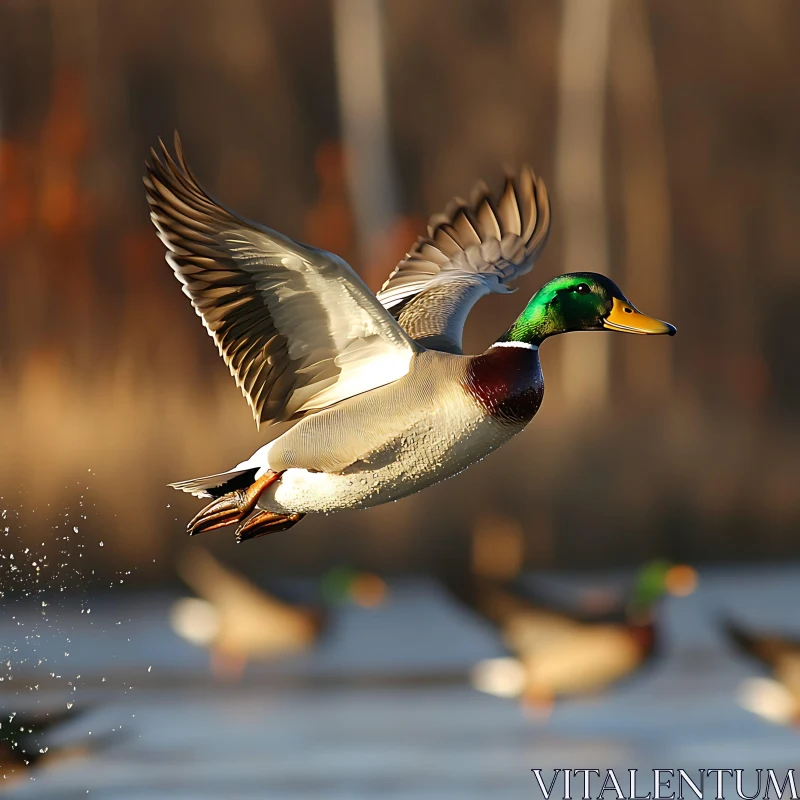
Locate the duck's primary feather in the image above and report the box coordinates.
[144,134,419,429]
[376,167,550,354]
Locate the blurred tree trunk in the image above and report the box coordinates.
[47,0,96,368]
[555,0,612,412]
[332,0,398,280]
[611,0,672,398]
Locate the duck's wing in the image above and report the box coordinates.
[376,167,550,354]
[507,576,628,625]
[177,547,294,616]
[723,618,800,669]
[473,581,579,632]
[145,135,418,429]
[446,577,578,638]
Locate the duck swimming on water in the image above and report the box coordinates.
[144,135,675,543]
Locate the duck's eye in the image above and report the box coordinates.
[575,283,590,295]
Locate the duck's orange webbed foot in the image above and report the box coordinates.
[235,510,305,543]
[187,470,283,536]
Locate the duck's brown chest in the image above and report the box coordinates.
[464,345,544,426]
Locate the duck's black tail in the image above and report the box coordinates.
[169,467,259,499]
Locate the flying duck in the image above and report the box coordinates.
[171,547,385,680]
[144,134,676,542]
[725,618,800,725]
[462,561,697,706]
[0,707,95,781]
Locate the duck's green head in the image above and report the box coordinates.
[320,566,388,608]
[499,273,676,346]
[628,559,698,619]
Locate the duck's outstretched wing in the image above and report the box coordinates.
[723,618,799,669]
[145,135,418,430]
[444,577,580,653]
[376,167,550,354]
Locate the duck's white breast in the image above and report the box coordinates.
[257,393,519,515]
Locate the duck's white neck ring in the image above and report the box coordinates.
[490,341,539,351]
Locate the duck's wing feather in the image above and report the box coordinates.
[723,618,800,669]
[145,135,418,429]
[376,167,550,354]
[445,577,581,657]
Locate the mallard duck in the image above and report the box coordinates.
[462,560,697,706]
[725,618,800,725]
[0,707,90,779]
[145,135,675,542]
[171,547,385,679]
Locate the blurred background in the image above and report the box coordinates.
[1,0,799,580]
[1,1,800,796]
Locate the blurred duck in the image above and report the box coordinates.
[146,135,674,543]
[462,560,698,708]
[0,707,92,781]
[726,619,800,725]
[171,547,386,680]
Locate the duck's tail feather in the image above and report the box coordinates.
[169,467,259,499]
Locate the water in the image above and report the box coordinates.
[1,566,798,798]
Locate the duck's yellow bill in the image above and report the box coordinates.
[603,298,676,336]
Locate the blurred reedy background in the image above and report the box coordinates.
[1,0,799,582]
